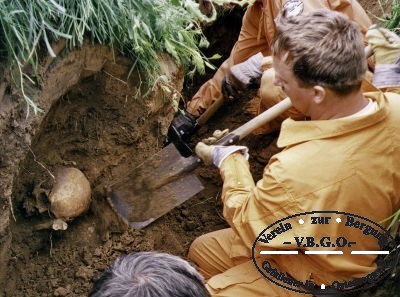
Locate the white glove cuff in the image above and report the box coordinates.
[373,64,400,88]
[212,145,249,168]
[248,52,264,68]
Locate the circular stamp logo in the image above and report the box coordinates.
[251,211,399,295]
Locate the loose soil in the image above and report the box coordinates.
[0,2,398,297]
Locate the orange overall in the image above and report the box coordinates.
[187,0,372,131]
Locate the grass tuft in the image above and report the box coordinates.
[0,0,251,114]
[376,0,400,32]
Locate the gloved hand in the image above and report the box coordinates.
[202,128,229,144]
[195,143,249,167]
[195,129,249,167]
[366,25,400,64]
[168,110,199,143]
[366,26,400,88]
[222,52,264,100]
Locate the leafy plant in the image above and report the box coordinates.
[0,0,239,115]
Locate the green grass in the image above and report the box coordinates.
[375,0,400,32]
[385,0,400,30]
[380,209,400,237]
[0,0,241,115]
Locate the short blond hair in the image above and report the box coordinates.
[272,9,366,95]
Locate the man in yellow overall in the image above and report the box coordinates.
[190,9,400,297]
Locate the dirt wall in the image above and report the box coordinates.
[0,43,182,293]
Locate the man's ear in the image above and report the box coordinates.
[312,86,326,104]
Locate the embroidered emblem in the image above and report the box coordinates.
[283,0,304,17]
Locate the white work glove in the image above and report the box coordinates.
[222,52,264,100]
[195,129,249,168]
[366,26,400,88]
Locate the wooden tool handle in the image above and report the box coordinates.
[234,97,292,140]
[197,98,225,126]
[216,97,292,146]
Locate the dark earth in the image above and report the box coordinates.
[0,1,398,296]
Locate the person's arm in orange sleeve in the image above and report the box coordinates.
[324,0,371,34]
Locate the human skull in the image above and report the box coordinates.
[49,167,91,220]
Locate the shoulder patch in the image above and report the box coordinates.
[283,0,304,17]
